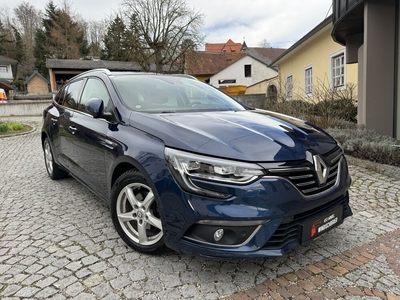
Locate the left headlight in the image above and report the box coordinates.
[165,148,265,198]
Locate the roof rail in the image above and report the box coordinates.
[69,68,111,81]
[80,68,111,76]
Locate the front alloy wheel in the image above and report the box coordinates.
[111,170,165,254]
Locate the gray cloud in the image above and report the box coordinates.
[15,0,332,49]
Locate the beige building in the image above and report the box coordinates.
[25,69,50,94]
[259,16,358,103]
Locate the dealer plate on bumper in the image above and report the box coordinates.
[301,206,344,244]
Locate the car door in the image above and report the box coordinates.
[69,77,117,198]
[57,80,84,170]
[46,86,66,163]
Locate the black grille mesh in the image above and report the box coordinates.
[262,193,349,250]
[268,147,343,196]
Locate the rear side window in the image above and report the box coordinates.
[63,80,84,109]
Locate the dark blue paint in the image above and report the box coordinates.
[42,70,352,258]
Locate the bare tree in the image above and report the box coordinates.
[121,0,204,73]
[87,20,107,57]
[57,0,75,17]
[13,3,41,49]
[13,2,42,76]
[258,38,271,48]
[0,5,15,56]
[0,5,14,30]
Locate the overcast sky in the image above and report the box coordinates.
[6,0,333,50]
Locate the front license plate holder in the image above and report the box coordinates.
[301,206,343,244]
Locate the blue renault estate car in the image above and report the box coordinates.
[41,69,352,257]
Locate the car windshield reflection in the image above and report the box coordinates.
[112,75,246,113]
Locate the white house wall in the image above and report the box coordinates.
[209,56,278,88]
[0,64,14,81]
[253,59,277,84]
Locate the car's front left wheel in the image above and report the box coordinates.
[111,170,165,254]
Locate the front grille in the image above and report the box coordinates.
[262,193,349,250]
[268,147,343,196]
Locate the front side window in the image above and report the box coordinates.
[286,75,293,100]
[63,80,84,109]
[332,52,345,89]
[305,67,313,96]
[79,78,111,113]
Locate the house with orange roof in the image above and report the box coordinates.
[205,39,243,53]
[208,47,286,94]
[184,51,246,82]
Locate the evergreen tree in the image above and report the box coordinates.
[34,29,48,77]
[12,27,25,63]
[33,1,58,77]
[49,10,86,59]
[33,1,90,77]
[102,16,130,61]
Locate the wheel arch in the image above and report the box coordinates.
[41,130,48,146]
[110,155,158,196]
[111,161,139,189]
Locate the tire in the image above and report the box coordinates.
[111,170,165,255]
[43,137,68,180]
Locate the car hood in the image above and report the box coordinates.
[129,109,337,162]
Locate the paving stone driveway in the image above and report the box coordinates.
[0,116,399,300]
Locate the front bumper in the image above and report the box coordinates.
[154,154,352,258]
[177,192,352,258]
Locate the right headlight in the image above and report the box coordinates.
[165,147,265,198]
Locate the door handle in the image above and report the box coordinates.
[69,126,77,134]
[102,139,117,149]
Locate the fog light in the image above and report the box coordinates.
[214,229,224,241]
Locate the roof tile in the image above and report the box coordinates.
[185,51,246,76]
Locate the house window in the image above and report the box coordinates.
[331,52,345,89]
[0,66,7,73]
[218,79,236,84]
[244,65,252,77]
[305,67,313,95]
[286,75,293,100]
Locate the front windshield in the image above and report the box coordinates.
[112,75,246,113]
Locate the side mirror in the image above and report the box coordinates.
[85,98,104,118]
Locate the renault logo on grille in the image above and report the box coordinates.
[313,155,329,186]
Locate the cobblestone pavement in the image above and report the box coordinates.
[0,116,399,300]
